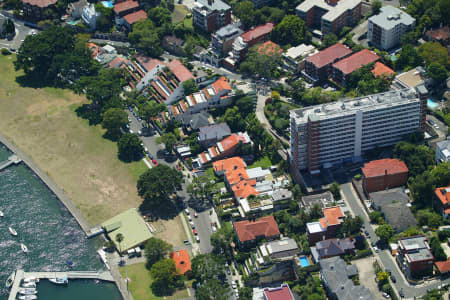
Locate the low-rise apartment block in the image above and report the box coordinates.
[283,44,318,72]
[192,0,231,33]
[307,206,344,244]
[296,0,362,35]
[303,43,353,83]
[434,186,450,218]
[290,88,427,173]
[233,216,280,245]
[368,6,415,50]
[436,138,450,164]
[331,49,379,86]
[22,0,57,21]
[362,158,408,193]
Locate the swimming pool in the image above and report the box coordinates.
[102,0,113,8]
[299,256,310,268]
[427,99,439,110]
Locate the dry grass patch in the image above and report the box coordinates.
[151,215,187,248]
[0,55,146,225]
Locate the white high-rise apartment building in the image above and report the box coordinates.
[290,87,427,173]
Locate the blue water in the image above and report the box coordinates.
[102,1,113,8]
[390,55,398,62]
[427,99,439,110]
[299,256,310,267]
[0,144,121,300]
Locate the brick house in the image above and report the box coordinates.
[397,235,434,276]
[434,186,450,218]
[306,206,345,244]
[233,216,280,246]
[22,0,57,21]
[331,49,379,86]
[361,158,408,194]
[192,0,231,33]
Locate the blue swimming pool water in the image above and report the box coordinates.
[427,99,439,110]
[102,1,113,8]
[299,256,310,268]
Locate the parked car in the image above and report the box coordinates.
[390,275,396,283]
[399,290,404,297]
[382,292,390,299]
[152,159,158,165]
[226,268,231,275]
[189,221,195,229]
[188,215,192,221]
[147,153,153,159]
[212,226,217,233]
[185,209,189,215]
[194,211,198,218]
[373,246,379,253]
[193,229,198,235]
[195,236,200,243]
[364,230,369,236]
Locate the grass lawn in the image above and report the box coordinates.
[172,5,188,23]
[183,16,193,30]
[0,54,147,225]
[152,215,188,248]
[247,156,272,169]
[119,263,189,300]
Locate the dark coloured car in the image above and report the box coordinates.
[390,275,396,283]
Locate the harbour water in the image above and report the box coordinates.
[0,145,121,300]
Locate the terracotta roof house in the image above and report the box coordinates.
[425,26,450,46]
[170,250,191,274]
[167,59,194,82]
[303,43,353,83]
[263,284,295,300]
[233,216,280,244]
[212,157,247,176]
[114,0,139,16]
[123,10,147,28]
[331,49,379,85]
[241,23,274,46]
[22,0,57,21]
[306,206,345,244]
[434,186,450,218]
[362,158,408,193]
[371,62,395,78]
[435,259,450,274]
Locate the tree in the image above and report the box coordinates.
[235,95,255,118]
[234,1,255,29]
[140,100,166,123]
[137,164,183,207]
[187,175,215,201]
[393,141,435,178]
[94,4,114,32]
[118,133,144,162]
[377,271,389,283]
[4,19,15,35]
[369,211,384,223]
[418,42,449,67]
[427,62,448,86]
[239,47,282,79]
[210,222,235,258]
[375,224,394,243]
[371,0,382,15]
[430,237,447,261]
[128,19,163,57]
[148,6,172,27]
[292,184,303,202]
[220,106,246,132]
[115,233,124,254]
[395,44,422,70]
[329,182,341,200]
[346,64,391,96]
[102,108,128,140]
[150,258,179,295]
[271,15,308,46]
[322,33,338,48]
[182,78,198,95]
[191,254,230,300]
[145,237,173,268]
[196,278,230,300]
[339,216,363,236]
[156,132,177,152]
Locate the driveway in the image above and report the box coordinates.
[351,20,369,47]
[341,182,450,299]
[353,257,385,300]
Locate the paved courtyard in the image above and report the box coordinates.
[353,257,385,300]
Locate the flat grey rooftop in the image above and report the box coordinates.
[369,6,415,30]
[296,0,362,22]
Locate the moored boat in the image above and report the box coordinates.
[21,282,36,288]
[18,288,37,295]
[6,271,15,288]
[0,210,4,217]
[9,227,17,236]
[21,244,28,253]
[18,295,37,300]
[23,277,39,283]
[49,276,68,285]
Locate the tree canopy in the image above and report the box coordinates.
[156,132,177,152]
[187,175,215,201]
[375,224,394,243]
[102,108,128,140]
[145,237,173,268]
[191,254,230,300]
[393,141,435,178]
[137,164,183,208]
[239,47,282,79]
[271,15,309,46]
[182,78,198,96]
[150,258,180,295]
[346,64,391,96]
[118,133,144,162]
[233,1,255,29]
[128,19,163,57]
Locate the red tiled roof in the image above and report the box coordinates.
[436,259,450,273]
[113,0,139,14]
[212,76,231,93]
[232,179,258,199]
[213,157,246,173]
[332,49,379,75]
[87,43,99,58]
[234,216,280,242]
[135,54,163,73]
[220,134,245,152]
[123,10,147,25]
[108,56,127,69]
[321,207,344,227]
[167,59,194,82]
[22,0,57,8]
[257,41,283,56]
[241,23,274,43]
[426,26,450,41]
[306,43,352,69]
[435,186,450,206]
[371,62,395,78]
[362,158,408,178]
[170,250,191,275]
[264,285,294,300]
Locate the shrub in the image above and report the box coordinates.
[1,48,11,55]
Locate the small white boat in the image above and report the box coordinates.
[49,276,68,285]
[21,244,28,253]
[18,295,37,300]
[0,210,4,217]
[9,227,17,236]
[18,288,37,295]
[21,282,36,288]
[23,277,39,283]
[6,271,15,288]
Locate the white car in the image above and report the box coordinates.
[373,246,379,253]
[185,209,189,215]
[212,226,217,233]
[129,129,134,134]
[231,283,237,289]
[189,221,195,229]
[382,292,391,299]
[195,236,200,243]
[144,147,149,153]
[188,215,192,221]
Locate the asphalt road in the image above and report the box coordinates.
[341,182,449,299]
[0,11,36,51]
[127,109,214,254]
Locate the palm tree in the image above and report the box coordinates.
[115,233,128,293]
